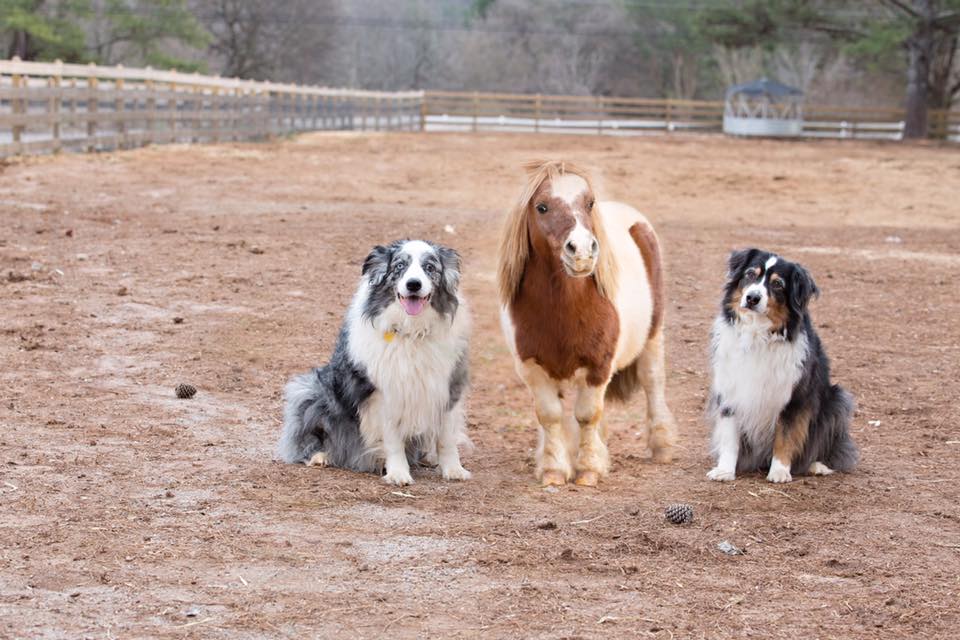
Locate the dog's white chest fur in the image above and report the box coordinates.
[710,315,808,445]
[347,291,469,445]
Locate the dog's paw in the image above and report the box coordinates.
[809,461,834,476]
[383,468,414,486]
[306,451,328,467]
[766,467,793,483]
[707,467,736,482]
[440,464,471,481]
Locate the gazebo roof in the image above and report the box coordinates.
[725,78,803,101]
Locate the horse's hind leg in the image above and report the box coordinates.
[638,328,677,463]
[573,383,609,487]
[522,362,572,486]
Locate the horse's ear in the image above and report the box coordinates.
[362,244,392,286]
[436,245,461,294]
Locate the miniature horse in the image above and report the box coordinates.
[498,160,677,487]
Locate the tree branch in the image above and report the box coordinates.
[932,12,960,30]
[878,0,921,19]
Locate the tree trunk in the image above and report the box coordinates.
[903,1,936,139]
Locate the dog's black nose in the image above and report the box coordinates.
[745,292,762,307]
[406,278,422,292]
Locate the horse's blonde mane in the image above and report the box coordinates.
[497,159,619,304]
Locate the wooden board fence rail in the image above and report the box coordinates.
[2,58,958,156]
[0,58,423,156]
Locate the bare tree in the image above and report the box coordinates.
[713,45,765,87]
[194,0,335,82]
[773,42,822,93]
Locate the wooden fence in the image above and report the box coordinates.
[2,58,958,156]
[0,58,423,156]
[423,90,960,141]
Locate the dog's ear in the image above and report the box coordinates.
[727,248,758,281]
[436,245,461,294]
[362,245,392,286]
[789,264,820,315]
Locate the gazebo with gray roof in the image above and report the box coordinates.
[723,78,804,137]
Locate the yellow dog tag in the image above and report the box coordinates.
[383,330,396,343]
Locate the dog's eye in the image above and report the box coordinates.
[587,199,595,210]
[535,203,548,214]
[743,270,757,282]
[424,263,436,274]
[771,279,784,290]
[393,263,404,274]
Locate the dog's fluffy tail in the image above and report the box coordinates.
[277,370,325,464]
[818,384,859,473]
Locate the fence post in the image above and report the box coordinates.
[115,67,126,149]
[597,96,603,135]
[69,78,77,144]
[87,62,99,152]
[48,73,61,153]
[11,59,24,153]
[534,93,541,133]
[212,85,221,143]
[472,92,480,132]
[420,93,427,131]
[144,68,156,146]
[168,71,178,143]
[666,99,674,133]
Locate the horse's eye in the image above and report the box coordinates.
[535,203,548,214]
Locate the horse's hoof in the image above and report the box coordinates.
[652,449,673,464]
[541,470,566,487]
[574,470,599,487]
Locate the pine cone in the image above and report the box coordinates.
[664,503,694,525]
[175,383,197,399]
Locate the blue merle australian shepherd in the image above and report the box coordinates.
[707,248,858,483]
[278,240,471,486]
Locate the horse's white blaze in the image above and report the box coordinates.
[597,201,656,372]
[550,174,589,204]
[566,218,596,260]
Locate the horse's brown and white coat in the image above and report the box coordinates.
[498,161,677,487]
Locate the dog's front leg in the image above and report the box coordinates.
[438,401,470,481]
[382,423,413,486]
[767,409,810,484]
[707,409,739,482]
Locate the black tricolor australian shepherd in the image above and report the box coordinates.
[707,248,858,483]
[277,240,471,486]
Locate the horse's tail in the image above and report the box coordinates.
[606,357,642,402]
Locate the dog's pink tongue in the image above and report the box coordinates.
[400,296,427,316]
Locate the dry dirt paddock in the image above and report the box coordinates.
[1,132,959,640]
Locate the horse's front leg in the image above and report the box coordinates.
[574,383,609,487]
[521,361,571,486]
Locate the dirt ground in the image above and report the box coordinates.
[1,132,959,639]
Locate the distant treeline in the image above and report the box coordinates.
[2,1,957,137]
